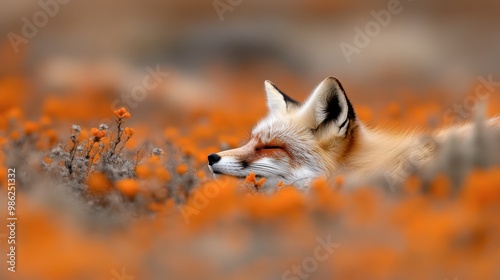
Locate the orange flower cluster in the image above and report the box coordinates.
[124,127,135,138]
[245,172,266,189]
[113,107,131,119]
[86,172,111,194]
[90,127,107,140]
[116,178,140,198]
[136,156,171,182]
[24,121,39,135]
[176,163,188,175]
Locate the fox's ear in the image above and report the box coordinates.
[265,80,299,115]
[299,77,356,136]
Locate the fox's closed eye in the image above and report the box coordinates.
[256,145,282,151]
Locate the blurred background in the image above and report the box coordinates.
[1,0,500,124]
[1,1,500,280]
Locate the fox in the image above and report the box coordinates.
[208,77,500,188]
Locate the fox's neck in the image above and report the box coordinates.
[340,121,428,176]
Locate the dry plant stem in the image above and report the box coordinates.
[134,146,145,168]
[85,140,97,159]
[109,118,124,159]
[67,135,79,175]
[116,136,131,155]
[88,144,104,171]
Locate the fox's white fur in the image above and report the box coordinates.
[208,77,500,188]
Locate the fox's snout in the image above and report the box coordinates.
[207,153,221,165]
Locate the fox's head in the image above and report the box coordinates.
[208,77,358,186]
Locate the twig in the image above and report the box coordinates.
[116,136,132,155]
[67,134,79,175]
[108,118,124,158]
[88,143,104,171]
[134,146,145,169]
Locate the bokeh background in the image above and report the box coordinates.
[1,0,500,279]
[1,0,500,123]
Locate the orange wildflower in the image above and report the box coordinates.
[245,172,266,189]
[148,154,162,163]
[116,179,140,198]
[255,178,266,188]
[155,167,171,182]
[196,170,206,179]
[124,127,135,138]
[135,165,151,178]
[43,156,52,164]
[176,164,188,175]
[113,107,131,119]
[90,128,106,140]
[113,107,124,118]
[24,121,39,135]
[245,172,257,184]
[44,129,58,144]
[77,128,89,142]
[39,115,51,127]
[181,143,198,157]
[86,173,111,195]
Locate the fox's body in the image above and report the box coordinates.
[208,77,500,187]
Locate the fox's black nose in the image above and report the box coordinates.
[208,153,221,165]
